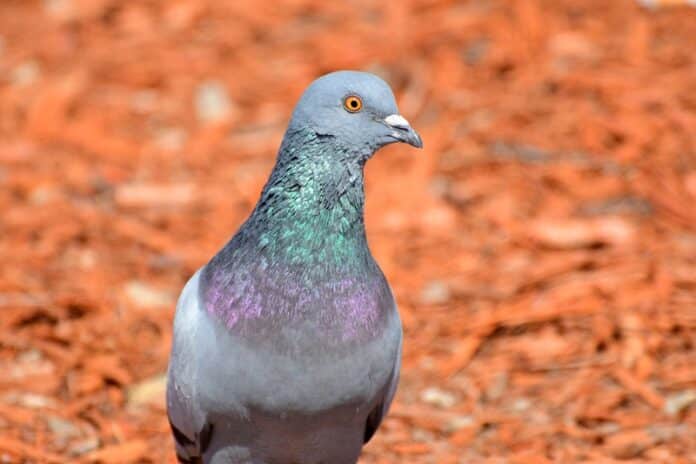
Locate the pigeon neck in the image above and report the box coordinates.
[241,128,372,266]
[201,127,390,337]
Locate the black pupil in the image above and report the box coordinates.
[350,99,358,108]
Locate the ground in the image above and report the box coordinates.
[0,0,695,463]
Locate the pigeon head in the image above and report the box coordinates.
[287,70,423,156]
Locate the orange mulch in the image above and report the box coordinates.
[1,1,695,462]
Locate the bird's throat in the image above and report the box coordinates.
[209,128,376,280]
[243,130,371,268]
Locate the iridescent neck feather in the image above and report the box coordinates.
[201,128,393,343]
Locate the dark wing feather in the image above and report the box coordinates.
[169,414,213,464]
[363,337,401,443]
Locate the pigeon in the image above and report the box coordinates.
[167,70,423,464]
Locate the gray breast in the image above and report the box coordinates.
[195,285,401,415]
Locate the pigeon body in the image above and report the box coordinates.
[167,71,422,464]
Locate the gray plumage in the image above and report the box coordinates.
[167,71,422,464]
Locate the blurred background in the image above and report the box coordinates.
[1,0,695,462]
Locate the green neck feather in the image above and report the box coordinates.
[239,128,372,270]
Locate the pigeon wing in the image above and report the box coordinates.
[364,327,402,443]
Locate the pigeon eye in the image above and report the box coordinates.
[343,96,363,113]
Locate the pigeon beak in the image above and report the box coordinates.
[384,114,423,149]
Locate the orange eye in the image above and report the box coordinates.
[343,95,363,113]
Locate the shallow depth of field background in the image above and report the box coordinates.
[1,1,695,463]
